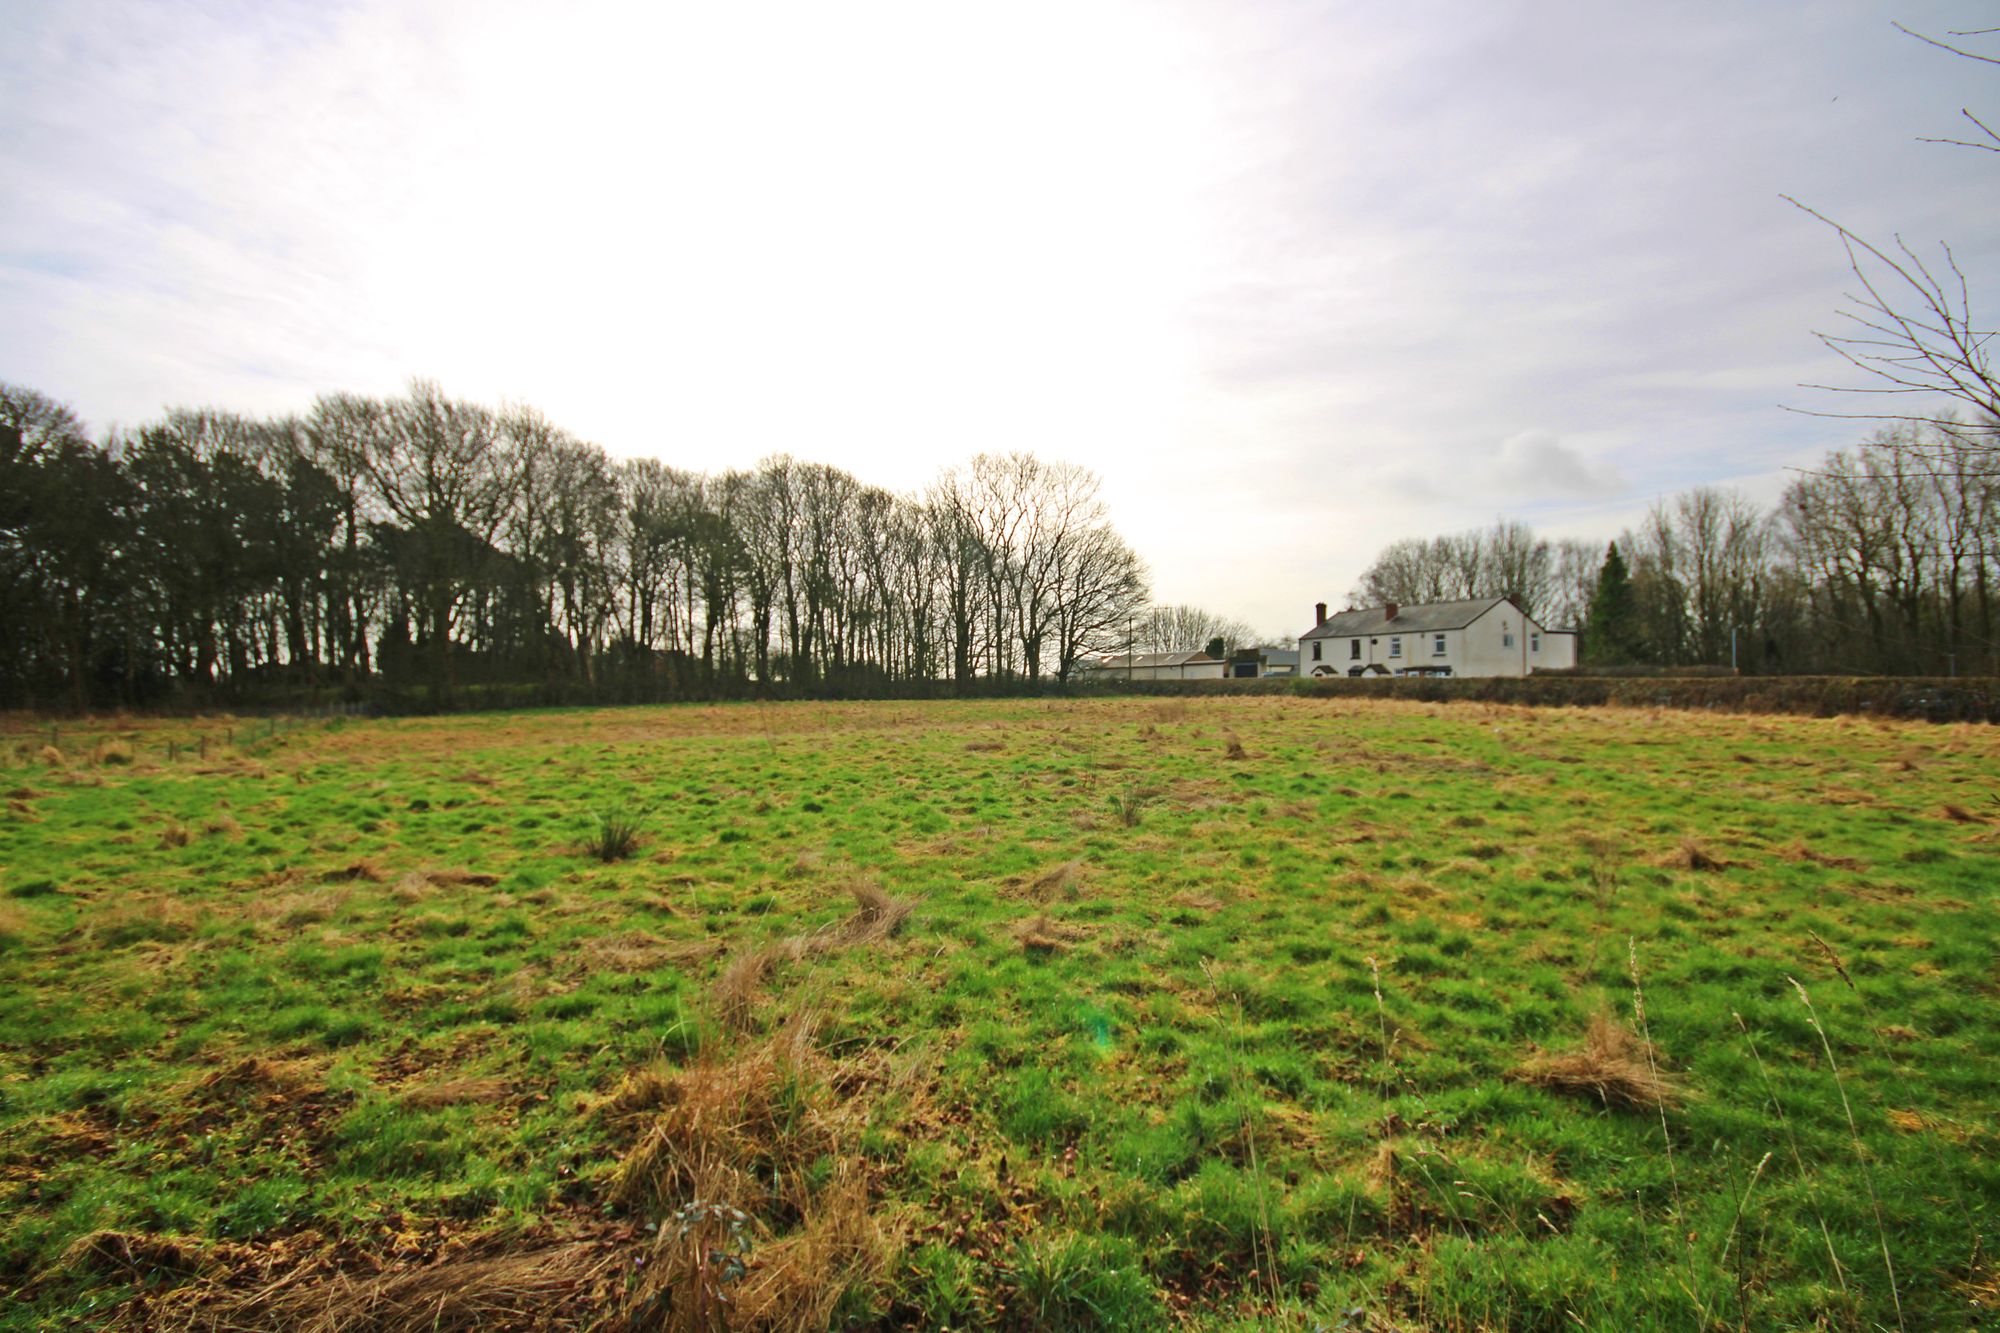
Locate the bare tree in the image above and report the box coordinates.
[1789,24,2000,461]
[355,380,520,700]
[1135,604,1252,656]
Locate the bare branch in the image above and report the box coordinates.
[1893,21,2000,67]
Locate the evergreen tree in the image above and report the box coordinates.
[1583,542,1640,665]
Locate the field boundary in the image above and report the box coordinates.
[1077,673,2000,722]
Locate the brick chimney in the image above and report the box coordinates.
[1314,602,1327,627]
[1384,601,1399,621]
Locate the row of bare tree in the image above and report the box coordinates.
[1354,421,2000,675]
[0,380,1152,708]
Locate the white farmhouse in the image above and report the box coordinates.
[1076,650,1228,681]
[1299,597,1577,678]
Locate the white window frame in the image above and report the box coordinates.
[1530,632,1540,653]
[1349,639,1361,660]
[1433,634,1447,656]
[1389,636,1402,658]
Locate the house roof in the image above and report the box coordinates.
[1085,651,1221,669]
[1301,597,1517,640]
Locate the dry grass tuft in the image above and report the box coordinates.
[1366,1140,1399,1193]
[199,1056,325,1097]
[1222,734,1249,761]
[1014,914,1083,954]
[1516,1013,1690,1111]
[1937,803,1982,824]
[623,1176,889,1333]
[249,885,346,931]
[324,858,387,883]
[59,1228,205,1279]
[38,745,65,767]
[834,881,914,945]
[0,901,31,949]
[165,1240,623,1333]
[715,945,787,1030]
[425,867,502,887]
[963,739,1005,753]
[581,932,672,973]
[606,1022,896,1333]
[158,821,194,849]
[1660,836,1734,872]
[93,738,135,766]
[1781,842,1866,871]
[1030,860,1084,902]
[6,785,47,801]
[88,897,198,948]
[398,1075,511,1108]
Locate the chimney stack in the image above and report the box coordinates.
[1385,601,1399,621]
[1314,602,1327,627]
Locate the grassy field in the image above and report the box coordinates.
[1,697,1995,1331]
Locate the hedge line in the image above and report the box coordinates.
[1079,674,2000,722]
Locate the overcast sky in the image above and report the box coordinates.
[4,1,1995,634]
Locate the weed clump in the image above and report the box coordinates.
[1516,1012,1690,1110]
[1109,789,1155,828]
[590,807,643,862]
[94,739,134,766]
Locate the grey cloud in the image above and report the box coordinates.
[1490,431,1625,498]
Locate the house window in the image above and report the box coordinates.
[1530,632,1540,653]
[1501,618,1513,648]
[1349,640,1361,660]
[1389,636,1402,658]
[1433,634,1446,656]
[1312,641,1321,661]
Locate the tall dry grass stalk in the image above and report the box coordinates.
[1810,930,1986,1272]
[1629,939,1701,1322]
[1790,975,1906,1333]
[1732,1011,1849,1301]
[1366,955,1391,1098]
[1199,960,1280,1314]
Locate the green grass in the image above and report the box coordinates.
[1,698,1996,1329]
